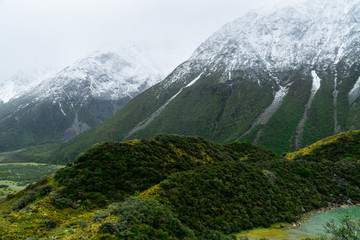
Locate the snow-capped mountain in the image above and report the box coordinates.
[0,50,163,151]
[168,0,360,84]
[49,0,360,162]
[23,50,163,112]
[0,69,52,103]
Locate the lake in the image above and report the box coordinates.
[237,206,360,240]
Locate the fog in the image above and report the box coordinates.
[0,0,304,81]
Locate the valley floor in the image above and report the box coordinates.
[0,162,63,200]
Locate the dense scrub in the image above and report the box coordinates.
[53,134,275,205]
[0,133,360,239]
[145,158,360,235]
[287,130,360,161]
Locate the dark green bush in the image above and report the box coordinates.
[6,194,14,200]
[201,230,236,240]
[44,218,57,230]
[108,202,121,216]
[324,215,360,239]
[12,191,36,211]
[298,167,311,178]
[98,222,118,234]
[50,192,71,209]
[38,185,54,197]
[11,198,28,211]
[76,219,89,230]
[113,197,196,239]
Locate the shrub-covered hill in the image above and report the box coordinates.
[286,130,360,162]
[1,133,360,239]
[53,134,276,202]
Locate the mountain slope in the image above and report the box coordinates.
[0,50,162,151]
[1,133,360,239]
[128,0,360,153]
[43,0,360,163]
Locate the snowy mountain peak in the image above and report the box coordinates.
[0,49,165,147]
[184,0,360,85]
[108,0,360,155]
[30,50,163,105]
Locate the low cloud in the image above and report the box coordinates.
[0,0,304,83]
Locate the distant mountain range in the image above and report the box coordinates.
[42,0,360,163]
[0,50,163,151]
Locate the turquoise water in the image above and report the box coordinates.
[298,206,360,236]
[238,206,360,239]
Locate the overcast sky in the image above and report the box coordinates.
[0,0,303,82]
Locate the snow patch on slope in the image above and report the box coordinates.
[124,73,203,140]
[185,73,203,88]
[348,76,360,104]
[58,102,67,116]
[258,85,289,125]
[334,43,346,65]
[311,70,322,93]
[333,69,341,133]
[240,84,290,139]
[295,70,322,149]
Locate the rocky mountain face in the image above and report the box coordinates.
[0,50,163,151]
[49,0,360,161]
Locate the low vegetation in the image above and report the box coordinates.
[0,132,359,239]
[0,162,62,200]
[325,215,360,240]
[0,163,63,186]
[286,130,360,160]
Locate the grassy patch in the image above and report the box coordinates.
[0,163,62,199]
[10,143,60,163]
[0,192,117,239]
[0,186,19,200]
[236,223,315,240]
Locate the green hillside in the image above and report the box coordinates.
[1,132,360,239]
[16,61,360,166]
